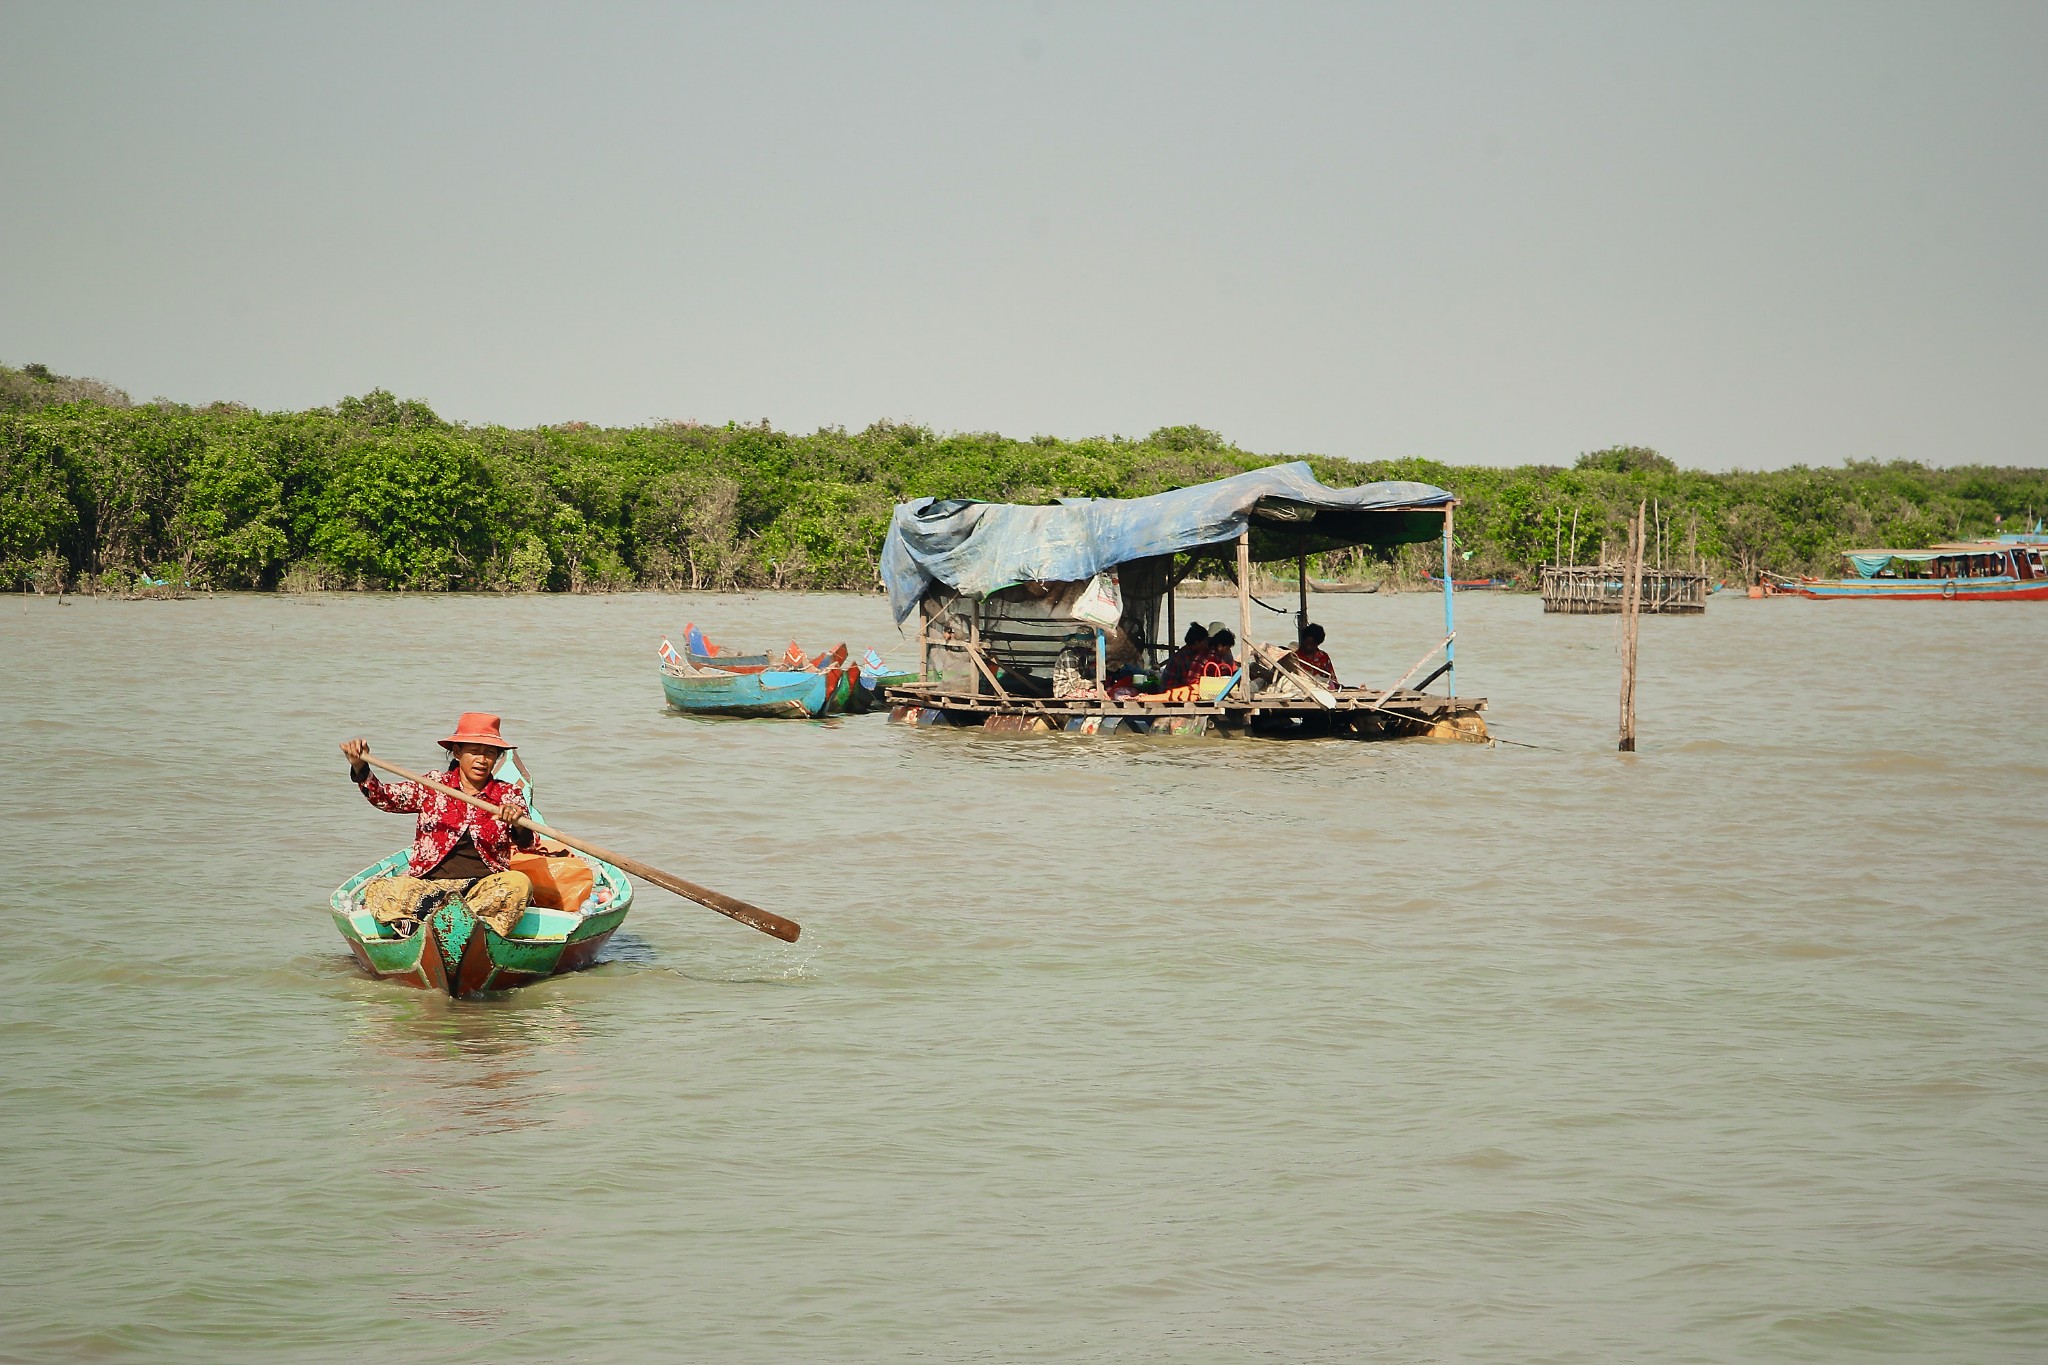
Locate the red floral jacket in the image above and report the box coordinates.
[354,767,536,876]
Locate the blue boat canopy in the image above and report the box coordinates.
[1844,544,2013,577]
[880,462,1454,622]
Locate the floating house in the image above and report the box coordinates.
[877,463,1488,739]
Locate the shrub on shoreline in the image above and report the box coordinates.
[4,364,2043,592]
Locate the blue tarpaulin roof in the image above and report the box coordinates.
[880,462,1455,622]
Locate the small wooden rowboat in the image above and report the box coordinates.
[329,784,633,997]
[678,626,854,675]
[331,851,632,996]
[682,623,771,668]
[677,629,924,693]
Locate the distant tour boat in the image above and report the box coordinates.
[1766,542,2048,600]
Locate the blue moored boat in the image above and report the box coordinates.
[660,663,853,717]
[658,638,857,718]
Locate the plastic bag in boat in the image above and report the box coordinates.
[511,842,596,913]
[1070,571,1123,628]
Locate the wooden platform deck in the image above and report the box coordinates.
[881,683,1487,739]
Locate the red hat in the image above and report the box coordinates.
[438,712,515,751]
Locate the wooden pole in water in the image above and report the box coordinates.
[1619,501,1644,752]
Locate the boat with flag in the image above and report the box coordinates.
[1765,542,2048,600]
[661,628,925,716]
[678,623,772,669]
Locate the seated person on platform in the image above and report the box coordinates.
[1050,631,1101,699]
[340,713,551,938]
[1160,623,1210,687]
[1194,626,1239,678]
[1284,622,1338,685]
[1100,624,1146,695]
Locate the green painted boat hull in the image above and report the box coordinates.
[330,848,635,998]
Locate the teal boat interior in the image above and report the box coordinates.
[331,849,622,941]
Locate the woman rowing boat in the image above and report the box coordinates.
[339,713,565,938]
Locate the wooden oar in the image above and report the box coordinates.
[361,754,801,943]
[1249,642,1337,709]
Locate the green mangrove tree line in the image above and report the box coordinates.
[4,362,2043,593]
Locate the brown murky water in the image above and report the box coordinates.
[2,589,2044,1362]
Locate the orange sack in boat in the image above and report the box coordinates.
[509,841,596,912]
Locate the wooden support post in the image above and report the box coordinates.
[1619,501,1644,752]
[1165,556,1176,664]
[968,595,982,698]
[966,643,1012,701]
[1236,529,1254,677]
[1441,504,1457,697]
[1296,539,1309,643]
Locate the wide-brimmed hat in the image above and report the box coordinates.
[438,712,515,751]
[1205,620,1229,637]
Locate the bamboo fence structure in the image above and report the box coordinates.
[1540,564,1707,614]
[1545,499,1708,613]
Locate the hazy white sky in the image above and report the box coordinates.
[3,1,2043,468]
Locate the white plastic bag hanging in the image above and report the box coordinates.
[1070,571,1123,628]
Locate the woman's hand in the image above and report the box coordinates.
[498,794,529,827]
[340,737,370,777]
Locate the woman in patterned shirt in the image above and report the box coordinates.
[339,713,548,937]
[1284,622,1338,685]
